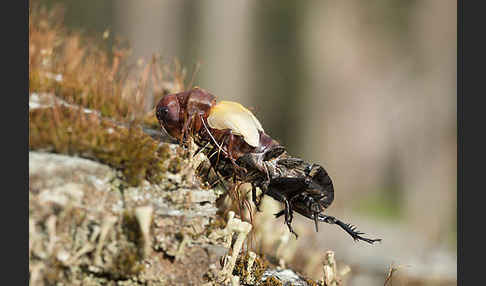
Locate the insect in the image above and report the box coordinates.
[156,87,381,244]
[155,87,282,167]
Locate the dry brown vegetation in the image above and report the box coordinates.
[28,2,190,186]
[29,2,186,122]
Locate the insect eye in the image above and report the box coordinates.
[156,107,169,119]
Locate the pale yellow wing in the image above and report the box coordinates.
[207,101,264,147]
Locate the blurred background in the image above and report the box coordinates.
[40,0,457,284]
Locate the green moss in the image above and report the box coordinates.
[29,105,172,186]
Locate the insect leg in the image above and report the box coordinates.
[269,191,298,238]
[193,141,211,158]
[214,131,247,177]
[252,171,271,213]
[252,183,267,212]
[318,215,381,244]
[180,113,195,146]
[287,193,321,232]
[199,115,229,174]
[263,163,271,186]
[199,114,228,156]
[274,210,285,218]
[283,198,297,238]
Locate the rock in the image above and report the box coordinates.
[28,151,326,286]
[261,269,312,286]
[29,151,223,285]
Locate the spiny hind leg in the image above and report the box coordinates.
[319,215,382,244]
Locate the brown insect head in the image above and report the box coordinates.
[156,93,182,140]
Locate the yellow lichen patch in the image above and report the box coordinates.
[262,276,283,286]
[305,278,321,286]
[29,105,172,186]
[233,252,269,284]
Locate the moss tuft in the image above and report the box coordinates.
[29,2,188,186]
[29,3,187,124]
[29,105,172,186]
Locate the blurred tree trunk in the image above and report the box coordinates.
[300,0,456,243]
[403,0,457,244]
[197,0,254,107]
[114,0,185,61]
[249,1,303,152]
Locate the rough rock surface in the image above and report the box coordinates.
[29,151,320,286]
[29,151,221,285]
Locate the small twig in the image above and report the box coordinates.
[384,262,409,286]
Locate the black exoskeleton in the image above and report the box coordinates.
[232,146,381,244]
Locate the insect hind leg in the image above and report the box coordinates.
[319,215,381,244]
[274,210,285,218]
[251,184,262,212]
[270,191,298,238]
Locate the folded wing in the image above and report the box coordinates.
[207,101,264,147]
